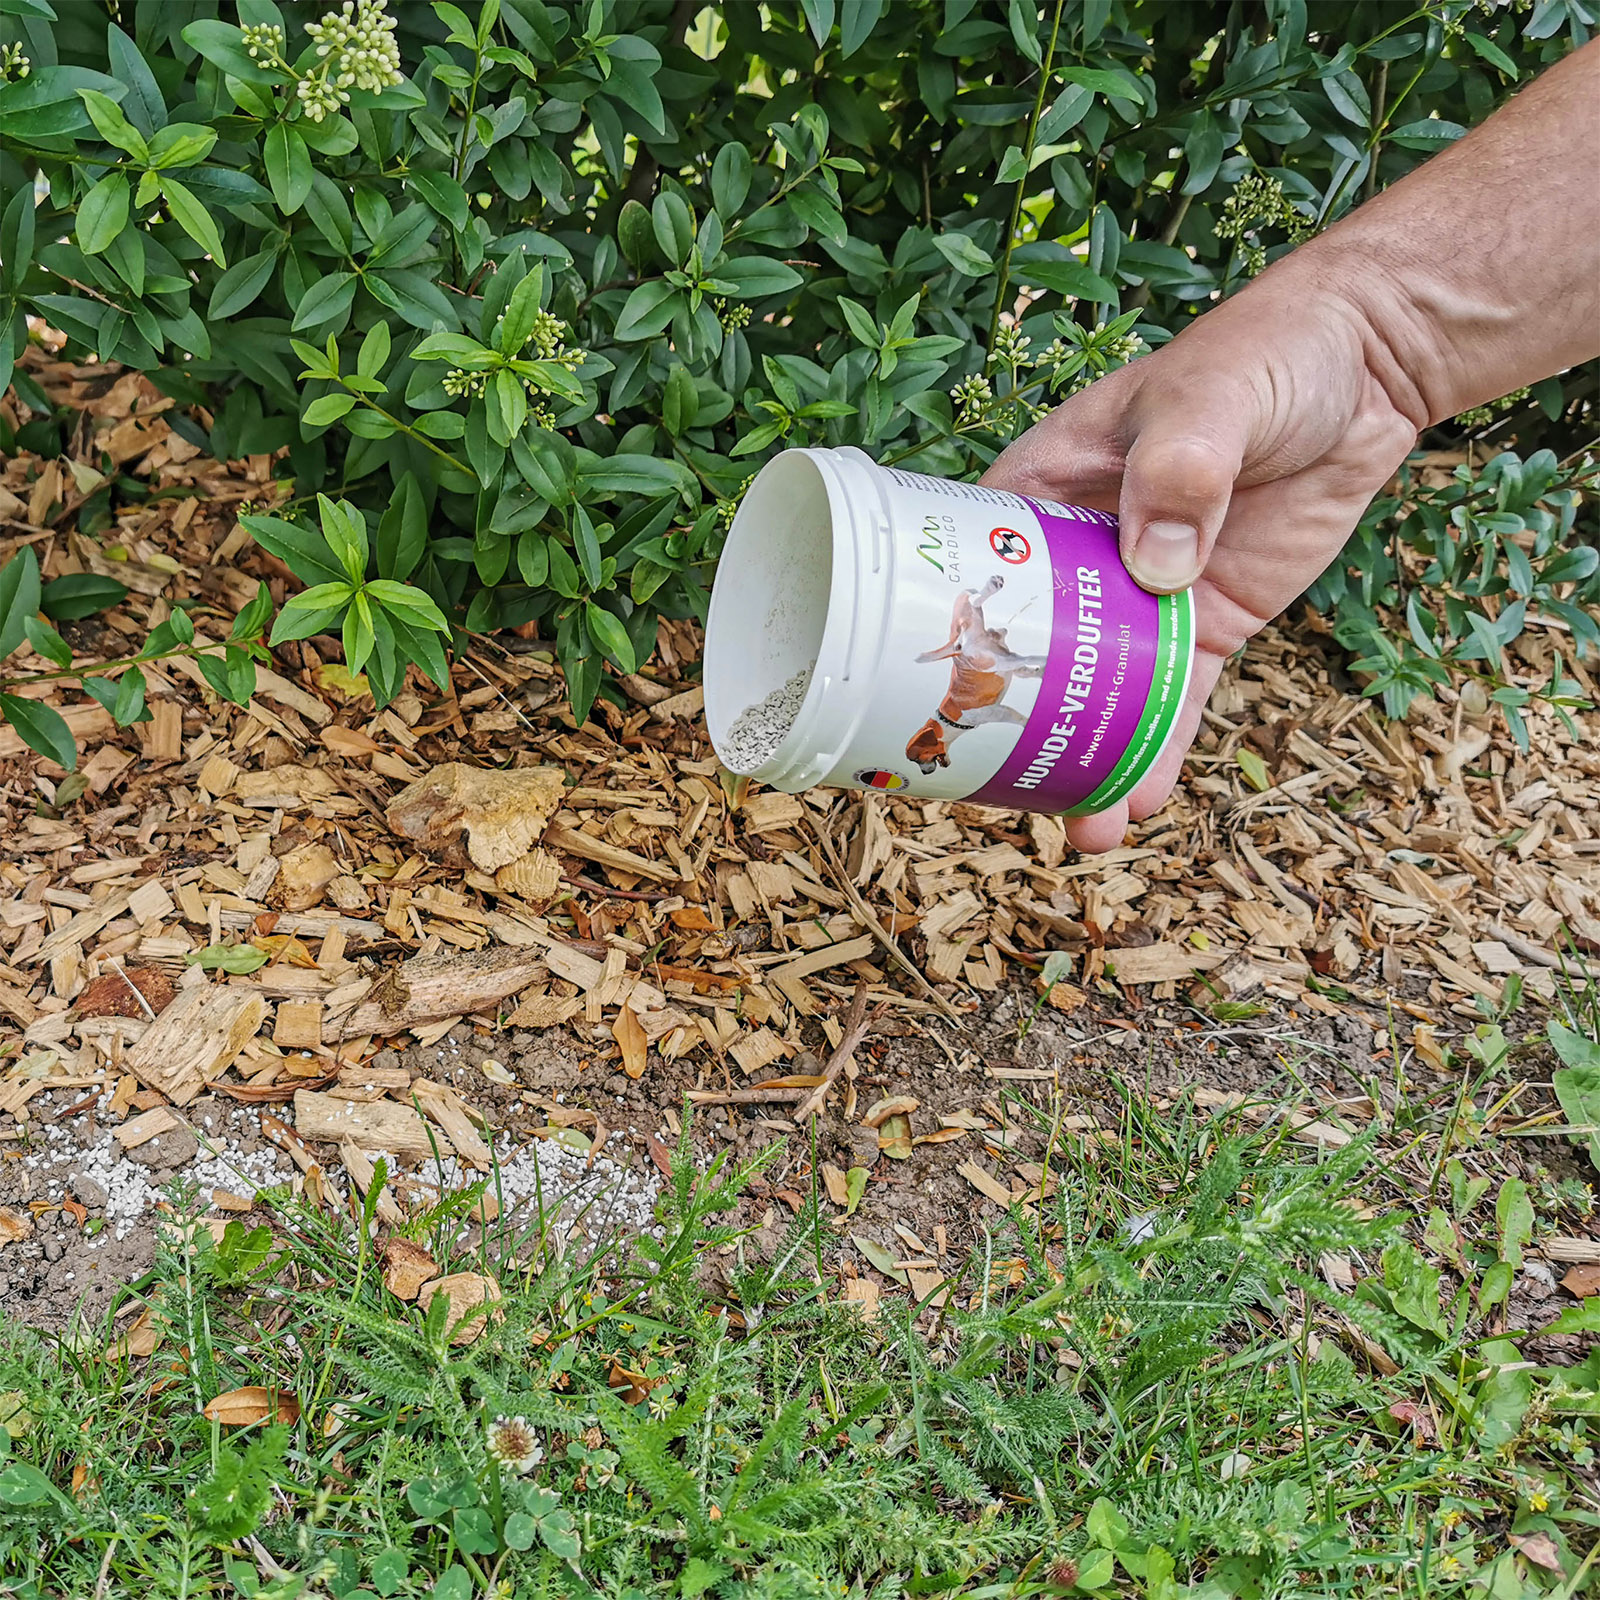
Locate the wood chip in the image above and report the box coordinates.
[124,985,267,1106]
[112,1106,181,1149]
[272,1001,324,1050]
[956,1160,1013,1205]
[331,947,547,1039]
[386,762,566,870]
[292,1089,448,1158]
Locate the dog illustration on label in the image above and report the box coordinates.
[904,575,1047,773]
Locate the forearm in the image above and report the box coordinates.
[1283,38,1600,427]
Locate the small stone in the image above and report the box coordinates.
[43,1238,64,1263]
[605,1074,630,1097]
[72,1176,109,1209]
[372,1049,400,1073]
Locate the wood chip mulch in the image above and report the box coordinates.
[3,355,1600,1217]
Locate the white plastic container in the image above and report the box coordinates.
[703,446,1193,817]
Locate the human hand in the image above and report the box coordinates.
[980,256,1421,853]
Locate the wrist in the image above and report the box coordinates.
[1284,233,1453,430]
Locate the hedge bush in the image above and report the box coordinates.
[0,0,1594,766]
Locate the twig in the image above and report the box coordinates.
[987,0,1067,352]
[562,874,676,903]
[108,956,158,1020]
[687,1086,811,1107]
[793,983,883,1121]
[1486,923,1560,970]
[807,815,963,1023]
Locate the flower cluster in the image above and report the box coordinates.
[240,22,286,62]
[1455,384,1530,429]
[443,368,488,399]
[486,1415,544,1475]
[296,71,346,122]
[306,0,404,94]
[716,474,755,527]
[715,298,752,332]
[987,323,1032,369]
[493,308,586,374]
[0,42,29,81]
[1215,172,1313,274]
[949,372,993,422]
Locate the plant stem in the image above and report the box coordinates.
[987,0,1066,354]
[347,387,473,476]
[0,637,249,693]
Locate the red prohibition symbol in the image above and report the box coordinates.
[989,526,1030,563]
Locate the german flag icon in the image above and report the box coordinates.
[854,768,907,791]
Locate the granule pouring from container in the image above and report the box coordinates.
[703,446,1194,817]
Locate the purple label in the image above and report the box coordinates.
[970,501,1161,811]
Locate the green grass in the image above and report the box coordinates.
[1,1073,1597,1600]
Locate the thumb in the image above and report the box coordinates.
[1117,417,1244,595]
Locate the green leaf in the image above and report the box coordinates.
[77,88,149,160]
[357,320,392,380]
[1018,257,1119,302]
[364,580,449,634]
[1086,1499,1129,1550]
[242,515,347,588]
[344,590,376,674]
[0,1463,61,1506]
[82,670,148,727]
[147,123,218,170]
[76,173,130,255]
[408,168,470,233]
[1550,1022,1600,1170]
[376,471,428,581]
[1542,1298,1600,1335]
[1073,1548,1116,1590]
[1464,30,1521,78]
[800,0,835,46]
[41,573,127,621]
[269,582,354,645]
[180,19,285,83]
[503,1511,537,1551]
[932,233,994,276]
[371,1548,409,1599]
[292,272,358,331]
[1386,118,1468,150]
[265,123,314,214]
[613,281,680,341]
[305,393,355,427]
[186,942,270,974]
[838,297,880,348]
[158,177,227,269]
[23,615,71,668]
[0,694,76,770]
[1236,748,1270,792]
[319,495,369,583]
[662,364,698,436]
[0,547,42,659]
[1495,1177,1533,1268]
[498,263,545,356]
[705,256,805,298]
[585,602,636,673]
[230,582,273,645]
[839,0,886,57]
[206,249,278,321]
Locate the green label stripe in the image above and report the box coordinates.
[1061,586,1194,819]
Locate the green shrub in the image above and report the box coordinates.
[0,0,1593,767]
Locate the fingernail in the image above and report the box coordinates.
[1130,521,1200,591]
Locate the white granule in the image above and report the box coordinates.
[721,666,813,773]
